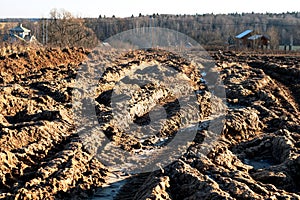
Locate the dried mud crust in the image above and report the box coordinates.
[0,48,300,200]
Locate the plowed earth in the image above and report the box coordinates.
[0,48,300,199]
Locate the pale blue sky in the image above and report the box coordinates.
[0,0,298,18]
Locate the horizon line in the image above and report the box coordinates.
[0,11,299,20]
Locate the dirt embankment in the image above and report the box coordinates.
[0,48,300,199]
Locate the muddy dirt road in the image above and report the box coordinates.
[0,48,300,199]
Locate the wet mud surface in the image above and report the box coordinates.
[0,48,300,199]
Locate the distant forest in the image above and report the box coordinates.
[1,11,300,49]
[84,12,300,47]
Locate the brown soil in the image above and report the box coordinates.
[0,48,300,199]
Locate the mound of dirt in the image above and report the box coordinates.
[0,48,300,199]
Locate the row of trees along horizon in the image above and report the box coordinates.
[1,9,300,49]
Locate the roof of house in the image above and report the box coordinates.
[248,34,262,40]
[248,34,270,40]
[235,30,253,39]
[9,24,30,33]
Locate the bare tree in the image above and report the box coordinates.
[47,9,99,48]
[267,26,279,50]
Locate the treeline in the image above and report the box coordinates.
[1,11,300,49]
[85,12,300,48]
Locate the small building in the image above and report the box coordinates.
[235,29,253,48]
[8,23,33,42]
[247,34,270,49]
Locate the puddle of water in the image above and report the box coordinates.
[91,172,130,200]
[92,179,128,200]
[244,158,276,170]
